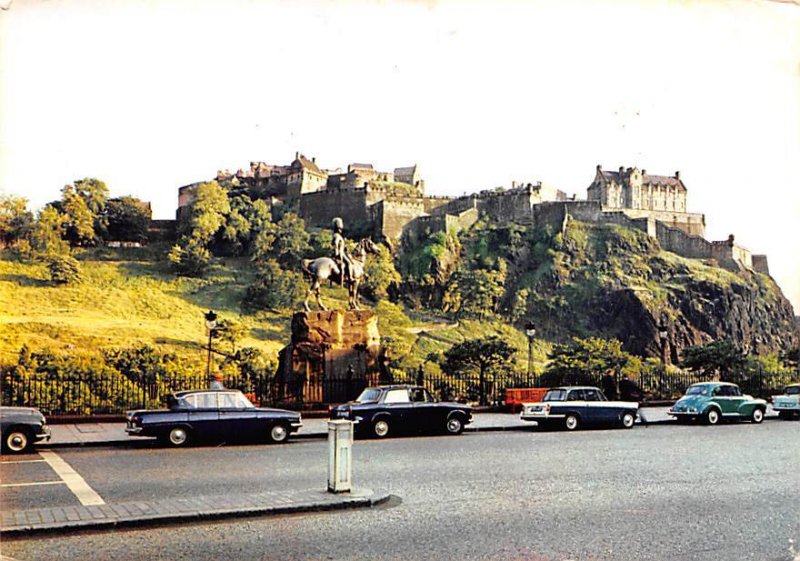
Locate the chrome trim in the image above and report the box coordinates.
[125,427,143,434]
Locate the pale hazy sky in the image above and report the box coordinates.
[1,0,798,312]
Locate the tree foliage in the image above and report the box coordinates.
[60,179,109,246]
[105,196,151,242]
[242,260,306,311]
[47,254,82,285]
[362,243,401,300]
[0,195,34,248]
[250,212,310,267]
[542,337,640,387]
[29,206,70,256]
[680,340,747,380]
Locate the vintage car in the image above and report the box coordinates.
[668,382,767,425]
[519,386,639,431]
[329,385,473,438]
[126,389,302,447]
[1,406,51,454]
[772,383,800,419]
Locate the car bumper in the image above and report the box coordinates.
[520,413,564,422]
[125,426,144,435]
[773,405,800,412]
[289,421,303,433]
[668,410,699,418]
[34,425,51,443]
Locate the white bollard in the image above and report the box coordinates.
[327,419,353,493]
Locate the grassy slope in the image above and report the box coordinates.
[0,249,549,373]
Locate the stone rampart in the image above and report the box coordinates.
[752,255,770,275]
[618,209,705,237]
[299,189,370,229]
[372,198,427,240]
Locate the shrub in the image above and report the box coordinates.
[243,260,306,311]
[47,254,81,284]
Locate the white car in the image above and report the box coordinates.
[772,384,800,420]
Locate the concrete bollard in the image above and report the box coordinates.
[327,420,353,493]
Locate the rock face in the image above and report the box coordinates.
[275,311,383,405]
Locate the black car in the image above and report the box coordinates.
[126,389,302,447]
[329,385,473,438]
[1,406,52,454]
[519,386,639,430]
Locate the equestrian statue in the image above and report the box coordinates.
[301,217,379,311]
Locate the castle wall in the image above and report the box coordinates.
[752,255,770,275]
[299,189,370,229]
[655,221,712,259]
[372,198,427,240]
[619,209,705,237]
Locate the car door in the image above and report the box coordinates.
[727,385,748,416]
[583,388,615,423]
[409,387,440,432]
[565,389,588,423]
[712,385,737,415]
[381,388,412,430]
[186,393,221,439]
[217,392,256,440]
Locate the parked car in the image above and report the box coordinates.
[668,382,767,425]
[1,406,51,454]
[772,383,800,420]
[519,386,639,431]
[126,389,302,447]
[329,385,473,438]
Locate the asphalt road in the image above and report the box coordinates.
[3,421,799,561]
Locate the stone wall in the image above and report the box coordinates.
[618,209,705,237]
[299,189,370,229]
[372,199,427,241]
[752,255,770,275]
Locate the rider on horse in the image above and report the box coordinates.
[332,217,353,287]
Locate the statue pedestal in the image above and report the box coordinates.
[275,310,384,405]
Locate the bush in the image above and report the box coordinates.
[47,254,81,284]
[168,239,211,277]
[243,261,306,311]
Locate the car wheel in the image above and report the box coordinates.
[3,427,31,454]
[268,423,290,444]
[564,414,580,431]
[704,408,721,426]
[167,427,190,447]
[621,412,636,429]
[750,408,764,424]
[445,416,464,435]
[372,419,390,438]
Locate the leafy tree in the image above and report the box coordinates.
[454,264,507,319]
[168,238,211,277]
[47,254,81,284]
[0,195,34,248]
[542,337,639,387]
[29,206,70,256]
[60,179,109,245]
[212,318,247,353]
[251,212,310,267]
[308,228,333,257]
[242,260,306,311]
[104,196,151,242]
[218,195,254,256]
[178,181,230,243]
[681,340,747,381]
[440,336,516,405]
[71,178,109,215]
[362,243,401,300]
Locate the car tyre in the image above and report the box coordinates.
[166,426,190,447]
[704,408,721,426]
[564,414,580,431]
[621,412,636,429]
[3,427,32,454]
[268,423,290,444]
[445,416,464,435]
[372,419,390,438]
[750,408,764,424]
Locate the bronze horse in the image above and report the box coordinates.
[301,238,379,311]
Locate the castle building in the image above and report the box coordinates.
[587,165,705,236]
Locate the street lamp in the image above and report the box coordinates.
[525,321,537,385]
[204,309,218,385]
[658,318,669,366]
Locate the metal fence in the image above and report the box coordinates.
[2,369,797,417]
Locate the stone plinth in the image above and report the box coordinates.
[275,310,385,406]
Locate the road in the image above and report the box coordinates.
[2,421,799,561]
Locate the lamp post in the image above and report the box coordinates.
[525,321,537,385]
[204,309,217,386]
[658,318,669,366]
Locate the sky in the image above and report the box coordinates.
[1,0,798,312]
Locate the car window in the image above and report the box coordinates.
[786,386,800,396]
[543,389,566,402]
[686,385,709,396]
[729,386,741,397]
[567,390,584,401]
[409,388,429,403]
[355,388,382,403]
[584,389,603,402]
[218,393,242,409]
[712,386,723,396]
[384,389,410,403]
[189,393,218,408]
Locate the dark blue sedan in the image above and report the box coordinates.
[330,385,473,438]
[519,386,639,431]
[126,389,302,447]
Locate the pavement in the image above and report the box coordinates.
[3,406,779,538]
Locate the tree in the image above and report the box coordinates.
[542,337,639,387]
[218,195,253,256]
[362,243,401,300]
[455,264,507,319]
[251,212,310,267]
[242,260,306,311]
[212,319,247,353]
[440,336,516,405]
[60,179,109,245]
[0,195,34,248]
[681,340,747,381]
[29,206,70,256]
[104,196,151,242]
[47,254,81,285]
[178,181,230,243]
[168,238,211,277]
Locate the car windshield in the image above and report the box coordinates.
[543,389,567,402]
[686,385,711,396]
[355,388,382,403]
[785,386,800,396]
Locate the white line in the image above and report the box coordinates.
[0,459,47,464]
[38,451,105,506]
[1,481,64,488]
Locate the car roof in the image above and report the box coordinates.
[548,386,601,391]
[173,389,242,397]
[689,381,737,386]
[365,385,422,391]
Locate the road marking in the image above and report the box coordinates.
[38,451,105,506]
[1,481,63,488]
[0,459,47,464]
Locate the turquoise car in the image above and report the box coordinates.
[668,382,767,425]
[772,384,800,420]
